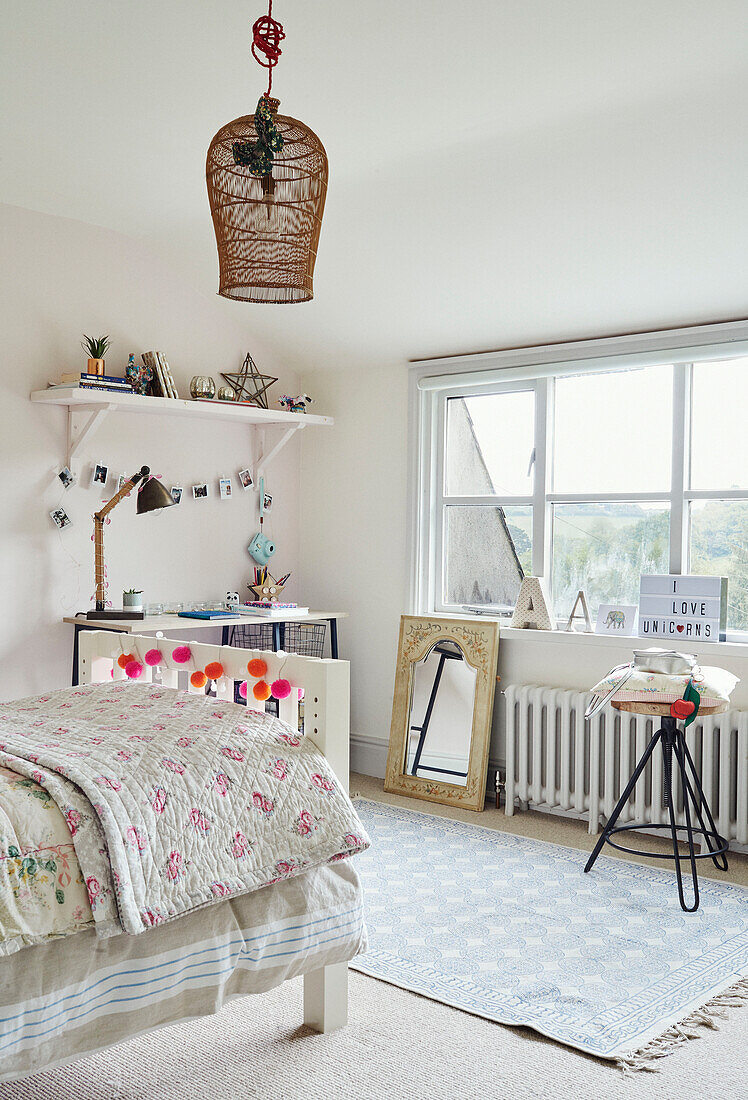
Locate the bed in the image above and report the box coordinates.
[0,631,368,1085]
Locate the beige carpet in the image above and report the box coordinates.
[2,969,747,1100]
[2,774,746,1099]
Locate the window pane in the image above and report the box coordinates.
[690,500,748,631]
[443,505,530,608]
[553,368,672,493]
[691,358,748,490]
[445,392,534,496]
[552,502,669,618]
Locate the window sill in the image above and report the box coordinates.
[436,614,748,661]
[502,625,748,661]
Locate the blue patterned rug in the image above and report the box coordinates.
[351,798,748,1061]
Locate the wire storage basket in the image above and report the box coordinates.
[230,621,327,658]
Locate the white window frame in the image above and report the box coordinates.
[408,320,748,638]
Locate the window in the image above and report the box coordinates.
[412,327,748,637]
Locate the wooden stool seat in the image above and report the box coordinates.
[611,699,727,717]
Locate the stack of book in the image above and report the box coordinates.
[238,602,309,616]
[48,371,133,396]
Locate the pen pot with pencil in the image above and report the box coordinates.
[247,566,291,603]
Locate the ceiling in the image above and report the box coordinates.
[2,1,747,371]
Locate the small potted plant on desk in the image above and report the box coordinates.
[81,333,111,377]
[122,589,144,615]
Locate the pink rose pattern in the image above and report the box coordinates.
[0,682,370,938]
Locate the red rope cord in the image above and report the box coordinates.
[252,0,285,96]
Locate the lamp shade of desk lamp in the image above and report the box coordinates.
[87,466,175,620]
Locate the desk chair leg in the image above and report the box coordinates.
[584,729,662,873]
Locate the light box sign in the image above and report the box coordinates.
[638,574,727,642]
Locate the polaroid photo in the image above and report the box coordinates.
[50,507,73,530]
[219,478,233,500]
[238,468,254,491]
[192,483,209,500]
[263,492,273,512]
[58,466,75,489]
[91,462,109,487]
[116,473,128,492]
[170,486,183,505]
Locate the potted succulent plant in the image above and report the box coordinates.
[81,334,111,377]
[122,588,143,613]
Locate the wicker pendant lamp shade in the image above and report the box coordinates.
[207,103,327,303]
[206,4,328,304]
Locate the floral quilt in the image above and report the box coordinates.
[0,684,369,938]
[0,765,93,955]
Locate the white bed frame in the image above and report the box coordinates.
[78,629,352,1034]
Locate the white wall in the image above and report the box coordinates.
[0,204,301,700]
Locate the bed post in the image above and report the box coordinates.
[303,657,351,1033]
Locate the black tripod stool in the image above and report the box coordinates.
[584,700,729,912]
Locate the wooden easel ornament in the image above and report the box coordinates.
[510,577,553,630]
[565,589,592,632]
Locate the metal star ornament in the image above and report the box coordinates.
[221,354,278,409]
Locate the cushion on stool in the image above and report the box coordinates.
[590,665,738,710]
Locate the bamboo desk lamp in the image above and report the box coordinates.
[87,466,175,619]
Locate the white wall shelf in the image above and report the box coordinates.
[30,388,333,472]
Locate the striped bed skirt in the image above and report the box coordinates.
[0,862,366,1085]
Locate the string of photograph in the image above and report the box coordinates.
[49,461,271,531]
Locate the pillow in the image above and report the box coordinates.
[590,665,739,709]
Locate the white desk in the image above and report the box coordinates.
[64,611,348,685]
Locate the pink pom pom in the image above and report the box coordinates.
[271,678,292,700]
[238,681,248,699]
[297,687,305,702]
[125,660,144,680]
[172,645,191,664]
[144,648,163,667]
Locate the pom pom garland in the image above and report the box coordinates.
[205,661,225,681]
[253,680,272,701]
[144,648,163,667]
[172,645,192,664]
[271,678,291,700]
[125,660,144,680]
[190,670,208,689]
[117,653,134,670]
[247,658,268,678]
[239,681,248,699]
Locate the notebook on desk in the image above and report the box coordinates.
[177,611,240,620]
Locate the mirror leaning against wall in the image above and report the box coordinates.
[384,616,501,812]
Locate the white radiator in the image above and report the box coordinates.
[503,684,748,853]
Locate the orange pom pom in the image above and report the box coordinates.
[205,661,224,681]
[190,670,207,689]
[253,679,272,701]
[117,653,133,670]
[247,658,268,679]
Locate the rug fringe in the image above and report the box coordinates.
[616,976,748,1074]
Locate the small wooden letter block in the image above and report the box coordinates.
[510,577,553,631]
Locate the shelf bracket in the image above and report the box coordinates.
[68,405,113,469]
[255,423,304,477]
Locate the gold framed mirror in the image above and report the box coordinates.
[384,615,500,812]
